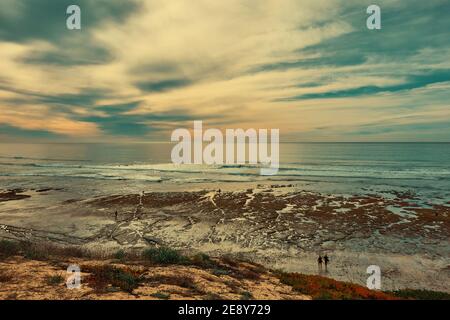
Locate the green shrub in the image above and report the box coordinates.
[212,268,230,276]
[151,292,170,299]
[389,289,450,300]
[142,247,186,265]
[114,271,139,293]
[0,240,21,258]
[85,265,141,293]
[46,275,64,286]
[315,292,333,300]
[114,249,126,261]
[240,291,253,300]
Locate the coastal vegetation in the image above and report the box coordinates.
[0,240,448,300]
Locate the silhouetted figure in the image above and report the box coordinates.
[317,255,323,273]
[114,210,118,221]
[324,254,330,272]
[139,191,145,206]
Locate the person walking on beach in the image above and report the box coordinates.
[317,255,323,273]
[139,191,145,206]
[324,254,330,273]
[114,210,118,221]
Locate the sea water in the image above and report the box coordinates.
[0,142,448,203]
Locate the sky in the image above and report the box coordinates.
[0,0,449,142]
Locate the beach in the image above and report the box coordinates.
[0,143,449,293]
[0,182,448,292]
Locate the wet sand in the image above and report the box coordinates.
[0,185,449,292]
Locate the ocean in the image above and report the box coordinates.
[0,142,449,203]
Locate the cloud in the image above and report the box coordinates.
[0,106,100,137]
[0,0,449,141]
[0,0,142,43]
[136,79,192,93]
[0,124,58,139]
[77,108,201,137]
[21,44,114,66]
[279,70,450,100]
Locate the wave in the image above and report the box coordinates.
[2,172,163,182]
[0,156,91,162]
[1,160,449,182]
[2,160,449,173]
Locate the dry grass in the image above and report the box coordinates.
[146,274,199,290]
[0,239,87,261]
[0,240,21,258]
[0,270,13,283]
[190,253,218,268]
[215,258,263,281]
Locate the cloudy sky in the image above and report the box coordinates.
[0,0,449,142]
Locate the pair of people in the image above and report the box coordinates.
[318,254,330,273]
